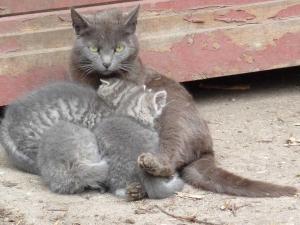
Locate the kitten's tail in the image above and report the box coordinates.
[0,120,38,174]
[181,154,298,197]
[142,173,184,199]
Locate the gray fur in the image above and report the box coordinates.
[37,121,108,194]
[95,79,184,199]
[70,7,139,80]
[0,81,111,193]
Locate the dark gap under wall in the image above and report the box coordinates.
[0,105,6,121]
[183,66,300,97]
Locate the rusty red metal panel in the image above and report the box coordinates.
[0,0,135,16]
[0,0,300,106]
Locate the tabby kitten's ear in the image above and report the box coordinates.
[123,5,140,34]
[70,8,89,35]
[153,90,167,116]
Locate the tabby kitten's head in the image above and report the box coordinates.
[98,78,167,127]
[71,6,139,76]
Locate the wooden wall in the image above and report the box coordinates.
[0,0,299,105]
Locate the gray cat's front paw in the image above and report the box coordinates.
[137,153,173,177]
[126,182,146,201]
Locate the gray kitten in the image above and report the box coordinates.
[95,78,184,200]
[0,82,111,193]
[37,121,108,194]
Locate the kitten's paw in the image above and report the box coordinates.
[126,182,146,201]
[137,153,172,177]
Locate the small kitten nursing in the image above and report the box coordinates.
[1,82,111,194]
[37,121,108,194]
[1,82,111,175]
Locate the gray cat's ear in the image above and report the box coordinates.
[70,8,89,35]
[123,5,140,34]
[153,90,167,115]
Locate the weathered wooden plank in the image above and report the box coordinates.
[1,0,298,53]
[0,0,275,17]
[0,0,276,34]
[0,0,134,16]
[0,0,300,54]
[1,14,299,77]
[0,0,300,106]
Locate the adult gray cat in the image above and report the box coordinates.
[95,78,184,200]
[0,82,111,193]
[69,6,298,197]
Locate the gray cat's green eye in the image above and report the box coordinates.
[89,46,98,52]
[115,43,125,53]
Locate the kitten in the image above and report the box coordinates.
[37,121,108,194]
[0,82,111,193]
[69,6,298,197]
[95,78,184,200]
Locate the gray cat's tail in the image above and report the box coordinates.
[142,173,184,199]
[182,154,298,197]
[0,120,38,174]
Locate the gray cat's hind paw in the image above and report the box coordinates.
[126,182,146,201]
[137,153,173,177]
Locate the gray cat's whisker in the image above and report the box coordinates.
[81,65,95,76]
[119,65,134,73]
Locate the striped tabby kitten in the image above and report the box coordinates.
[0,82,111,193]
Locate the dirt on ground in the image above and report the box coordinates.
[0,71,299,225]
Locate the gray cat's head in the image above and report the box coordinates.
[98,78,167,126]
[71,6,139,76]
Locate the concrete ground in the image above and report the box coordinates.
[0,69,299,225]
